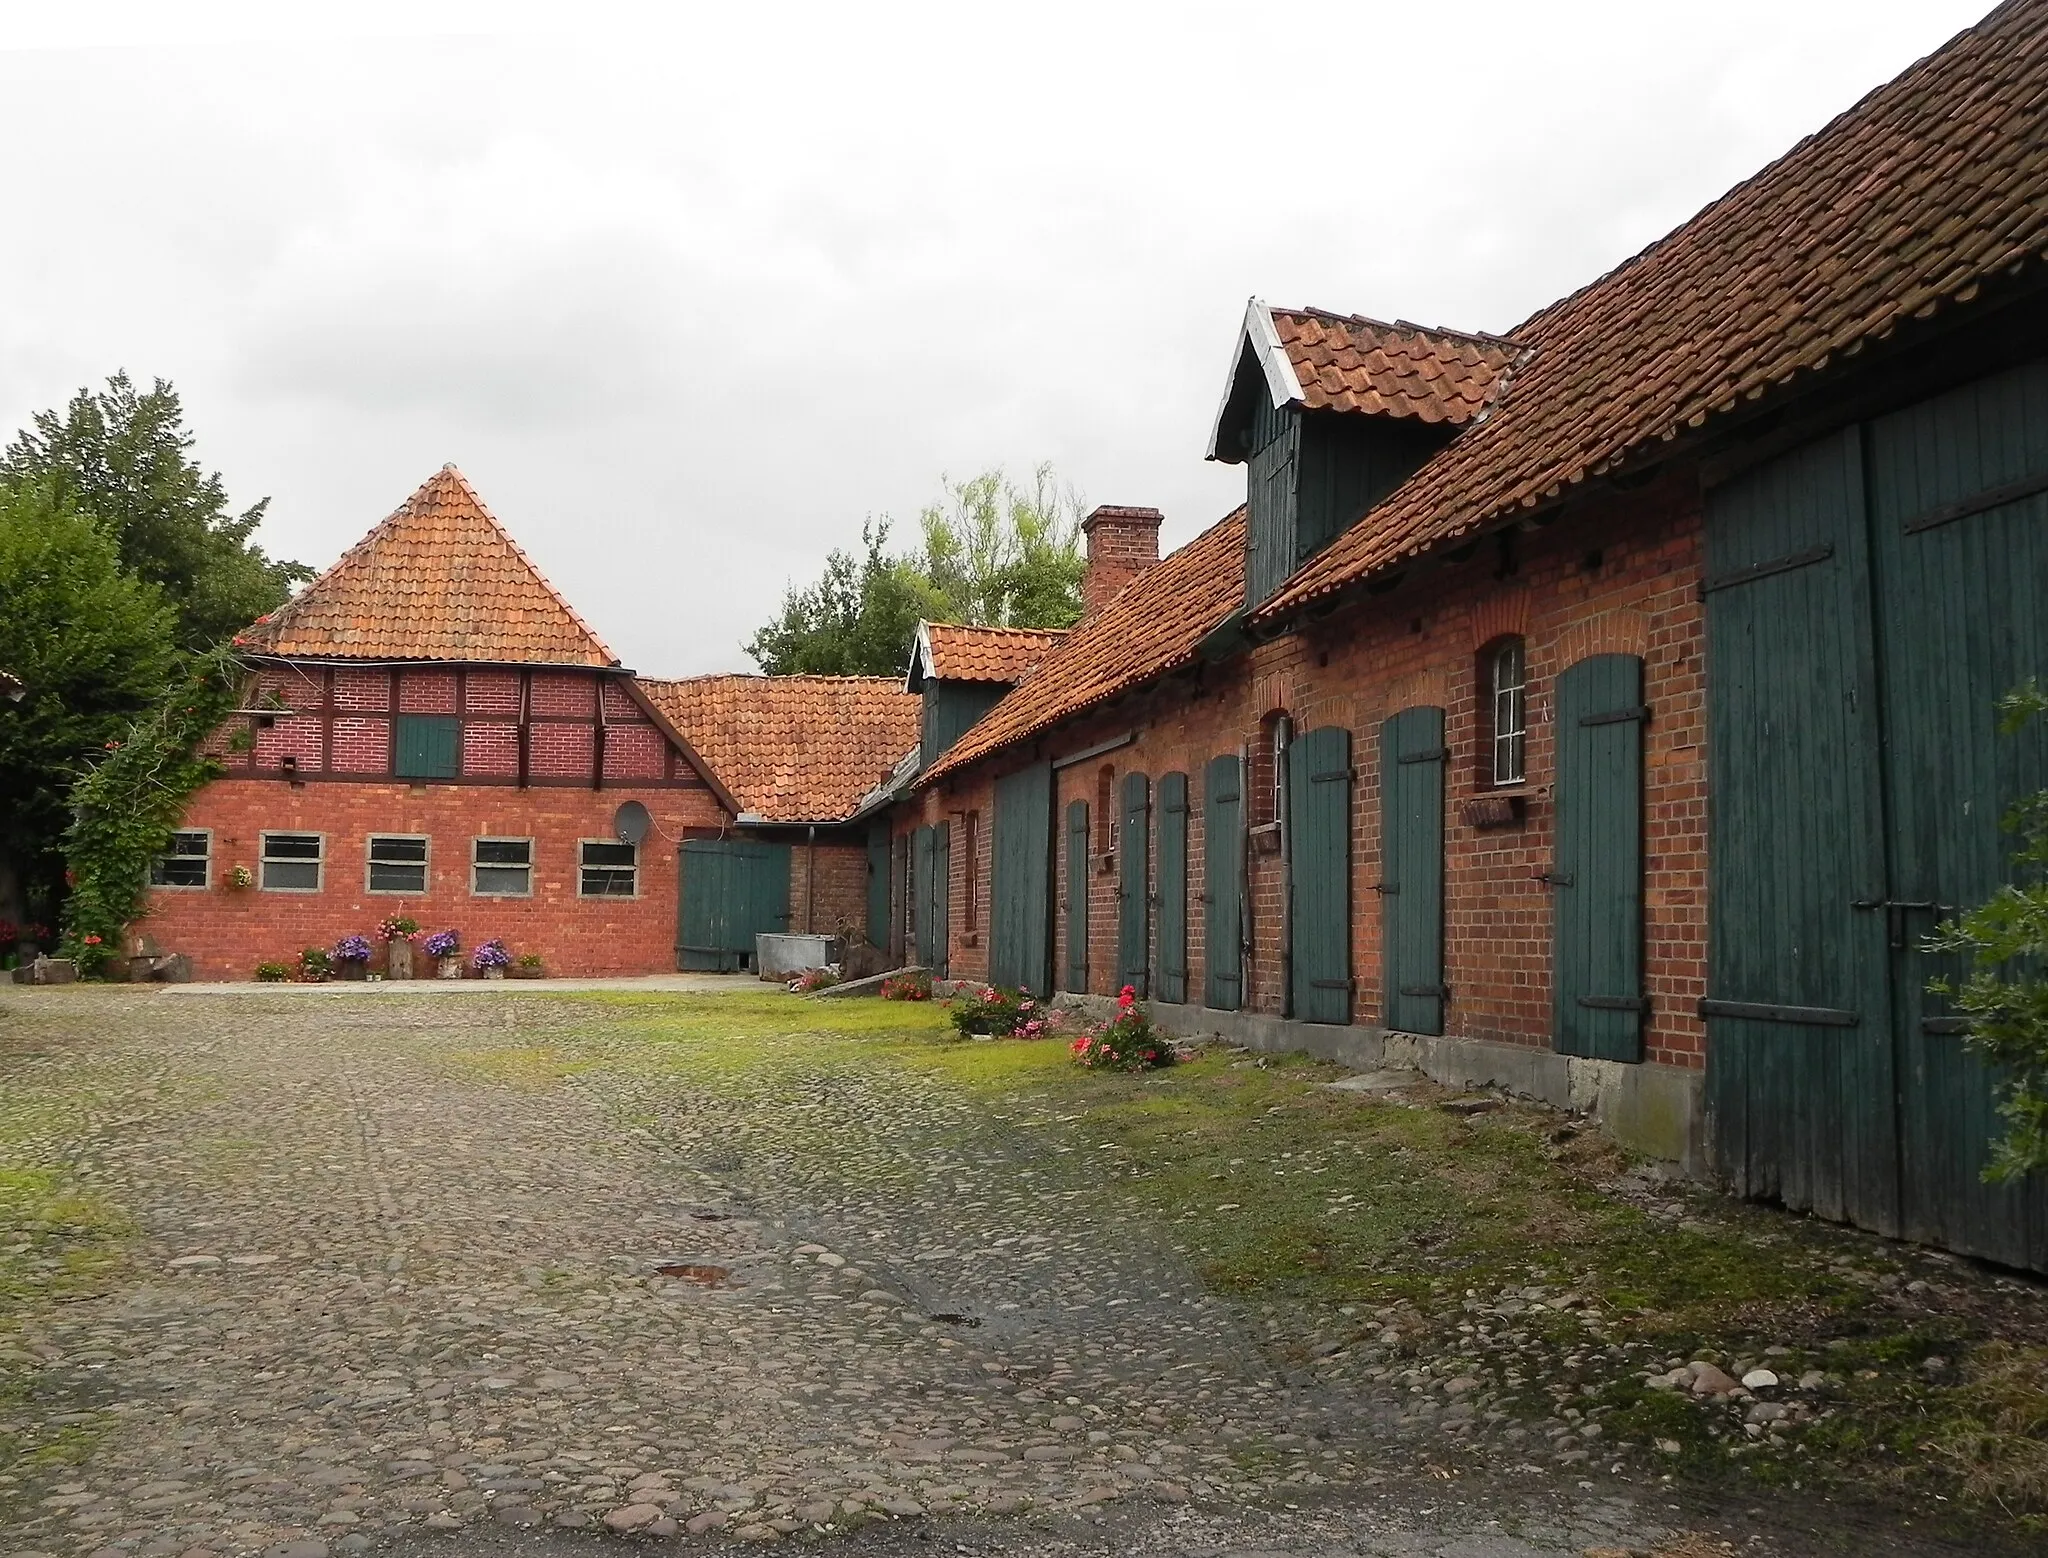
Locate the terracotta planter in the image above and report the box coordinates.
[437,955,463,979]
[507,965,545,979]
[385,941,415,980]
[483,966,506,980]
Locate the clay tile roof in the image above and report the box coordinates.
[237,466,617,666]
[915,622,1069,686]
[639,674,921,824]
[1273,307,1524,425]
[1262,0,2048,619]
[921,510,1247,784]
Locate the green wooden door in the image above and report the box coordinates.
[1864,362,2048,1266]
[913,825,947,971]
[1380,706,1446,1035]
[930,822,950,977]
[677,839,791,972]
[1552,655,1646,1060]
[1288,725,1352,1024]
[991,761,1054,993]
[1203,754,1243,1011]
[866,821,891,948]
[1704,427,1896,1227]
[1118,772,1151,996]
[1156,772,1190,1004]
[1065,799,1090,993]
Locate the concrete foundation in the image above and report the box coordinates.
[1051,992,1704,1177]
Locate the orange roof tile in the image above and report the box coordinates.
[1273,308,1523,425]
[920,511,1247,784]
[1262,0,2048,618]
[913,622,1068,686]
[640,674,920,824]
[237,466,617,667]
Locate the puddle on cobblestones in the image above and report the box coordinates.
[655,1262,735,1287]
[688,1209,733,1222]
[927,1310,981,1327]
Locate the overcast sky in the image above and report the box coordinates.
[0,0,1993,675]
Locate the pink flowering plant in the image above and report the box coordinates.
[949,984,1047,1038]
[880,970,933,1001]
[1069,986,1174,1072]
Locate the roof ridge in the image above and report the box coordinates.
[1280,303,1528,352]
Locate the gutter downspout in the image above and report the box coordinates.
[1275,716,1293,1019]
[806,825,818,934]
[1237,741,1251,1011]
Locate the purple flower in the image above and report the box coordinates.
[332,934,373,963]
[422,929,460,959]
[471,938,510,970]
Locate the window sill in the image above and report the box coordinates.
[1459,787,1538,829]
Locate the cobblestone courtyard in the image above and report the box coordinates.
[0,988,2010,1558]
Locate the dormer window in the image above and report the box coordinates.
[1207,301,1523,611]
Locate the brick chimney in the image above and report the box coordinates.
[1079,505,1163,621]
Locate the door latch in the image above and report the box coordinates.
[1853,897,1953,950]
[1535,869,1574,887]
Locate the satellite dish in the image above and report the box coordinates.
[613,800,651,846]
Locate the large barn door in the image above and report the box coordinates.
[1864,361,2048,1268]
[1064,800,1090,992]
[1155,772,1190,1004]
[991,761,1054,994]
[1704,427,1897,1229]
[1203,754,1243,1011]
[1288,725,1352,1024]
[1551,655,1646,1061]
[1118,772,1151,996]
[677,839,790,972]
[1380,706,1446,1035]
[913,823,951,976]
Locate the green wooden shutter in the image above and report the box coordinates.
[1118,772,1151,996]
[912,825,935,967]
[1552,655,1645,1061]
[1065,799,1090,993]
[1203,754,1243,1011]
[931,822,951,978]
[1380,707,1446,1035]
[1155,772,1189,1004]
[1246,400,1301,607]
[395,714,459,779]
[991,762,1053,993]
[866,821,891,948]
[1288,725,1352,1024]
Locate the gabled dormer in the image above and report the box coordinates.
[1208,301,1525,609]
[905,621,1068,771]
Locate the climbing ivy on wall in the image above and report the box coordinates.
[59,647,243,975]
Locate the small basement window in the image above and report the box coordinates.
[472,837,533,896]
[260,832,323,892]
[579,840,637,897]
[150,830,210,889]
[367,835,429,894]
[1490,638,1528,786]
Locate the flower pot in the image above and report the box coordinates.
[385,941,414,980]
[437,955,463,979]
[337,960,367,981]
[483,966,505,980]
[507,965,544,980]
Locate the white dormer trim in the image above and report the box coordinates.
[905,619,938,692]
[1205,297,1305,461]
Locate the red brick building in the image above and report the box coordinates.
[141,467,916,979]
[884,5,2048,1271]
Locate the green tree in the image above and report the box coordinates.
[1927,681,2048,1182]
[744,520,949,677]
[0,372,307,652]
[746,465,1086,677]
[0,481,180,933]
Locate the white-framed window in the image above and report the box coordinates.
[366,834,429,894]
[472,836,533,896]
[259,831,323,892]
[150,830,211,889]
[579,839,637,898]
[1491,638,1528,786]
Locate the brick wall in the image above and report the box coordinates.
[142,777,727,980]
[787,841,871,937]
[908,469,1708,1070]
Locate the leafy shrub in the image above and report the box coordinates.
[517,953,544,969]
[1069,985,1173,1071]
[421,928,460,959]
[949,984,1048,1038]
[471,938,510,971]
[297,947,331,982]
[880,969,933,1001]
[254,961,291,982]
[1926,680,2048,1180]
